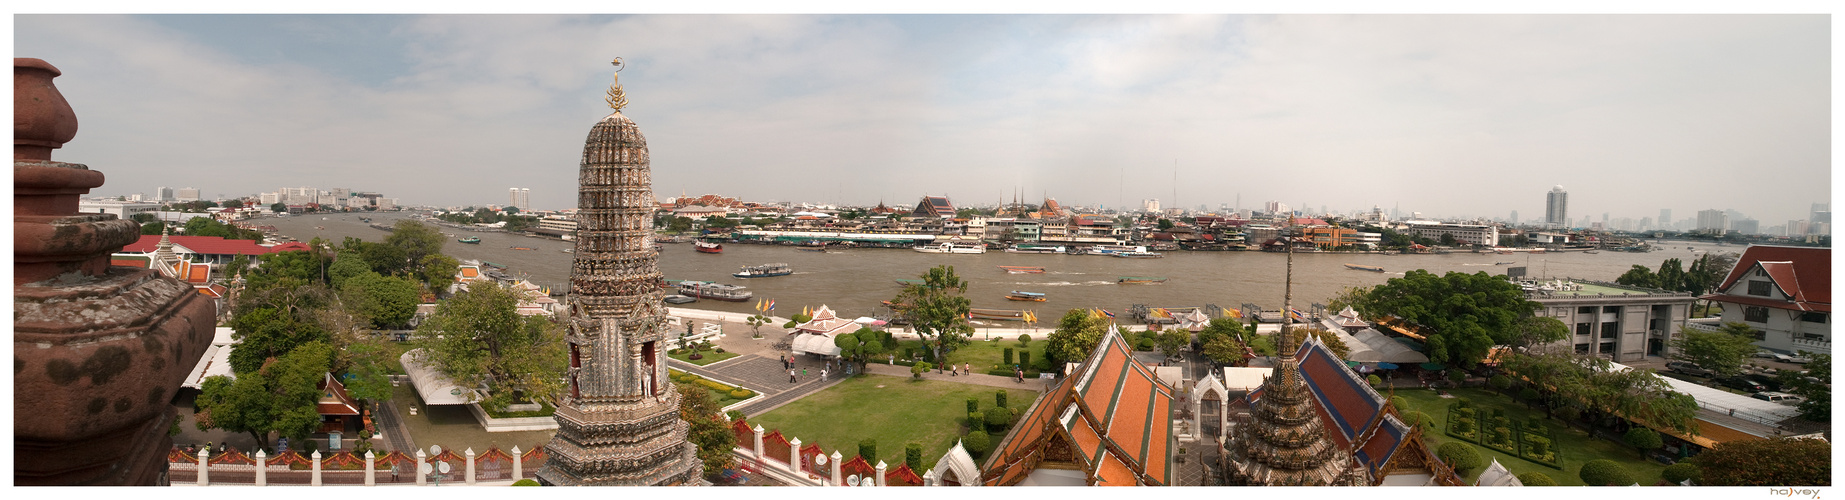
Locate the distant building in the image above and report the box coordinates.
[510,187,530,210]
[1701,245,1830,356]
[1660,208,1672,228]
[1402,222,1499,246]
[912,195,955,218]
[1300,226,1364,249]
[1545,185,1568,226]
[1731,218,1759,235]
[1508,210,1518,225]
[175,187,201,202]
[78,199,161,220]
[1142,198,1161,213]
[155,185,174,201]
[1697,209,1728,233]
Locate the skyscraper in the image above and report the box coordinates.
[536,59,705,486]
[155,186,173,201]
[1509,210,1518,225]
[1659,209,1672,227]
[1545,185,1568,227]
[508,187,530,210]
[1697,209,1728,233]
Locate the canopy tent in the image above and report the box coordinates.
[852,316,887,326]
[1376,362,1400,370]
[400,348,479,405]
[1328,328,1385,362]
[1352,328,1430,364]
[1179,309,1212,330]
[792,333,843,357]
[791,305,855,357]
[1420,363,1446,371]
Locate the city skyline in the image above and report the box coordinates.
[17,14,1829,222]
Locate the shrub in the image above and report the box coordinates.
[1437,442,1484,473]
[995,390,1007,409]
[1402,411,1434,431]
[689,353,704,360]
[1366,374,1382,388]
[1451,417,1474,435]
[715,347,726,354]
[984,407,1011,432]
[1018,334,1031,346]
[1519,387,1540,401]
[1516,472,1556,486]
[1528,436,1551,456]
[1389,396,1407,410]
[962,431,991,455]
[967,398,979,414]
[783,320,797,329]
[969,412,984,428]
[1579,459,1633,486]
[912,362,932,378]
[858,439,877,462]
[905,443,923,471]
[1662,463,1700,484]
[1490,374,1513,392]
[512,478,541,486]
[1018,351,1030,369]
[1454,398,1472,409]
[1624,427,1663,452]
[1137,338,1155,351]
[726,410,744,421]
[1447,370,1466,384]
[1003,347,1014,366]
[1555,406,1581,421]
[728,389,753,399]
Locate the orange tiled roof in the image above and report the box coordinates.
[985,328,1173,486]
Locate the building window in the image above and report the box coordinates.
[1574,343,1590,355]
[1744,306,1770,323]
[1578,306,1596,315]
[1800,312,1827,324]
[1747,281,1773,297]
[1601,321,1620,339]
[1600,341,1616,354]
[1576,323,1592,337]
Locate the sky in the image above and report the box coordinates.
[13,14,1832,223]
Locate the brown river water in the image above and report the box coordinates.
[262,212,1727,323]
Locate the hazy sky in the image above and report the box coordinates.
[15,14,1830,223]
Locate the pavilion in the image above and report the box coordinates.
[790,305,857,358]
[981,326,1175,486]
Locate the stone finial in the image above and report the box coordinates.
[754,424,764,433]
[312,450,321,459]
[365,450,374,458]
[511,446,520,455]
[14,58,78,161]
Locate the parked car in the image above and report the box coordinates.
[1753,350,1794,363]
[1720,376,1767,393]
[1752,391,1805,405]
[1786,354,1814,365]
[1667,361,1716,378]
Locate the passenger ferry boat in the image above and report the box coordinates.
[998,266,1046,274]
[1117,276,1169,284]
[694,239,723,254]
[1086,244,1147,256]
[894,279,924,287]
[677,281,753,302]
[1112,251,1163,259]
[1005,291,1047,302]
[1343,263,1385,272]
[969,308,1027,321]
[458,236,481,244]
[913,241,987,254]
[1004,243,1066,254]
[733,263,793,278]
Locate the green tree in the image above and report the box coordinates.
[226,282,333,374]
[1616,265,1660,289]
[1670,323,1758,377]
[1624,427,1663,456]
[1352,270,1540,367]
[413,282,567,412]
[834,328,889,370]
[140,221,165,235]
[418,253,460,292]
[1437,442,1484,473]
[1512,316,1570,348]
[1684,253,1735,296]
[1503,349,1698,433]
[194,341,333,450]
[130,212,158,224]
[341,272,422,329]
[666,216,694,233]
[1439,233,1458,246]
[1046,309,1108,367]
[271,202,287,213]
[1655,258,1687,292]
[1488,374,1514,395]
[327,255,372,290]
[245,250,331,290]
[1784,353,1829,421]
[1200,335,1247,365]
[1155,329,1190,359]
[962,430,991,456]
[1157,219,1175,230]
[1691,438,1831,485]
[1578,459,1634,486]
[1661,463,1700,484]
[677,383,736,479]
[891,266,974,360]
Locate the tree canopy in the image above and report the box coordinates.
[1670,322,1759,377]
[890,266,974,359]
[1782,352,1829,421]
[339,271,422,329]
[226,281,333,374]
[677,383,736,479]
[834,327,890,368]
[195,341,333,450]
[1346,270,1539,367]
[1501,349,1699,434]
[412,282,566,412]
[1691,437,1831,486]
[1046,309,1108,367]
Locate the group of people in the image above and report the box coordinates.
[782,355,837,384]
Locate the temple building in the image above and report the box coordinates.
[535,59,705,486]
[913,195,955,218]
[981,326,1176,486]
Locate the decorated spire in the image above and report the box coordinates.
[604,57,629,111]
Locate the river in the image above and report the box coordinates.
[258,212,1731,323]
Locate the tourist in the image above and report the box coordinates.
[821,368,828,379]
[965,363,972,376]
[789,369,796,383]
[802,367,808,378]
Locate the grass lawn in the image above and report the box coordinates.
[748,374,1039,472]
[1396,387,1670,486]
[899,337,1054,372]
[670,349,740,366]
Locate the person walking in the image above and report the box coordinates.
[821,368,828,379]
[802,367,808,378]
[965,363,972,376]
[789,368,797,384]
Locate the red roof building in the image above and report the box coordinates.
[1701,245,1831,355]
[983,327,1174,486]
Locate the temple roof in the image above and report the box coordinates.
[984,326,1173,486]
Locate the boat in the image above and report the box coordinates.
[798,247,828,252]
[481,261,507,270]
[1086,244,1147,256]
[998,266,1045,274]
[1495,261,1516,265]
[733,263,793,278]
[1117,277,1168,284]
[1583,250,1600,254]
[913,241,986,254]
[1112,251,1163,259]
[663,294,697,305]
[458,236,481,244]
[969,308,1027,321]
[1344,263,1386,272]
[562,248,574,254]
[1005,291,1047,302]
[894,279,924,287]
[1004,244,1066,254]
[677,281,753,302]
[510,246,537,251]
[369,223,394,231]
[694,239,723,254]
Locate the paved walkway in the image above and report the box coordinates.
[861,362,1056,391]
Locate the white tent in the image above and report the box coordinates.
[400,348,479,405]
[1353,328,1430,364]
[1222,367,1272,392]
[792,333,842,357]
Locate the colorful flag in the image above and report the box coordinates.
[755,298,764,312]
[767,299,775,312]
[1227,308,1243,319]
[1102,309,1115,319]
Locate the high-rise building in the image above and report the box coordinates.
[537,62,705,486]
[1509,210,1518,225]
[1697,209,1728,233]
[1545,185,1568,226]
[155,186,173,201]
[1143,198,1161,213]
[1732,218,1759,235]
[1659,209,1672,227]
[175,187,200,201]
